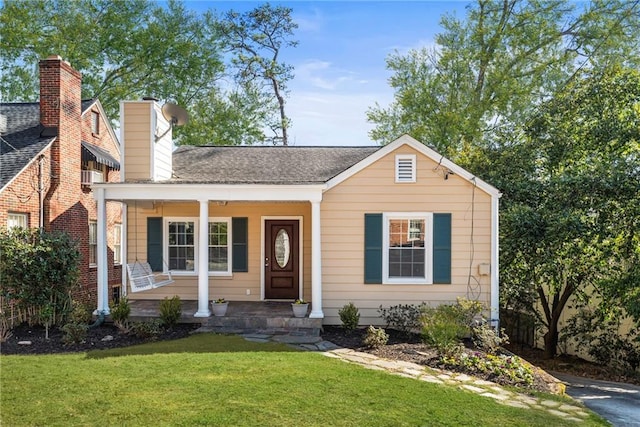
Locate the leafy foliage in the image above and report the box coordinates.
[472,325,509,355]
[0,228,80,327]
[0,0,299,146]
[61,322,88,345]
[362,325,389,349]
[338,302,360,331]
[378,303,428,336]
[159,296,182,327]
[110,296,131,331]
[131,320,162,339]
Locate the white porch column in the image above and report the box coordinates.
[309,200,324,318]
[95,188,110,314]
[194,199,211,317]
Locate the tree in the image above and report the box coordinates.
[367,0,640,158]
[501,66,640,358]
[0,0,224,124]
[221,3,298,145]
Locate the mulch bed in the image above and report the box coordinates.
[3,322,637,391]
[0,322,198,355]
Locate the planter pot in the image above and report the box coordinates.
[291,303,309,318]
[211,302,229,317]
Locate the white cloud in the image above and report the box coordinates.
[285,89,394,146]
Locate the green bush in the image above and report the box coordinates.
[338,302,360,331]
[110,297,131,331]
[378,303,428,336]
[472,325,509,355]
[61,322,89,345]
[421,305,467,357]
[131,320,162,339]
[68,300,93,324]
[441,352,534,386]
[0,228,80,326]
[362,325,389,349]
[159,296,182,327]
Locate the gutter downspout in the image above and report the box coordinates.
[490,193,501,330]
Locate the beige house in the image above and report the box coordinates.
[93,99,501,326]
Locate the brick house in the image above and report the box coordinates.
[0,55,123,307]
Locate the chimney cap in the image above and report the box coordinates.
[142,96,159,102]
[46,54,63,60]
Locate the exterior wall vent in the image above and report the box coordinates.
[395,154,416,183]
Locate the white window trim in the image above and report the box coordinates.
[208,217,232,277]
[113,223,122,265]
[382,212,433,285]
[162,217,232,276]
[395,154,416,183]
[7,212,28,229]
[89,221,98,267]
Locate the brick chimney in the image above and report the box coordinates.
[39,55,82,230]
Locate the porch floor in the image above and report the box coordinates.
[128,300,322,336]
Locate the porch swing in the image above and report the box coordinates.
[126,202,174,293]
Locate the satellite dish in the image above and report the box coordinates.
[161,103,189,126]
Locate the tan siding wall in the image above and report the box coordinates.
[122,102,151,181]
[126,202,312,302]
[321,146,494,325]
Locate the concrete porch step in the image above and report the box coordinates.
[203,315,322,336]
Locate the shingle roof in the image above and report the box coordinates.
[0,103,54,189]
[171,145,382,184]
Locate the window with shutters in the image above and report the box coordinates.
[162,217,233,275]
[395,154,416,183]
[383,213,433,284]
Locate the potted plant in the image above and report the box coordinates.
[291,299,309,318]
[211,298,229,317]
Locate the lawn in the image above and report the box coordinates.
[1,334,607,427]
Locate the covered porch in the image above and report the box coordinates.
[93,183,325,320]
[128,300,323,336]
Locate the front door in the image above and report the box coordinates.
[265,219,299,299]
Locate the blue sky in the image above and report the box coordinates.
[189,1,472,145]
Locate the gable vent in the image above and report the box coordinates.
[395,155,416,183]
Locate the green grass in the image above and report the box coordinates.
[1,334,607,427]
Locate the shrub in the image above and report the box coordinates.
[68,300,93,324]
[110,297,131,331]
[0,311,12,343]
[472,324,509,355]
[441,352,534,386]
[378,303,428,336]
[159,296,182,327]
[0,228,80,327]
[131,320,162,339]
[420,305,467,357]
[338,302,360,331]
[61,323,88,345]
[363,325,389,349]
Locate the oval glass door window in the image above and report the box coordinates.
[274,228,290,268]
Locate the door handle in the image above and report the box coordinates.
[265,257,269,267]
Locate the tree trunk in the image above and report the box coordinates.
[543,316,559,359]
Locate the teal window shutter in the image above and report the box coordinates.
[147,217,163,272]
[433,213,452,284]
[232,217,248,272]
[364,213,383,284]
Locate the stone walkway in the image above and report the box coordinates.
[235,332,592,423]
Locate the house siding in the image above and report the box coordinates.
[321,145,493,325]
[121,102,152,181]
[125,201,312,302]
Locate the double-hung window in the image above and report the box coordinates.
[167,220,196,271]
[162,218,232,275]
[89,221,97,266]
[113,224,122,265]
[383,213,433,284]
[209,219,231,275]
[7,213,28,229]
